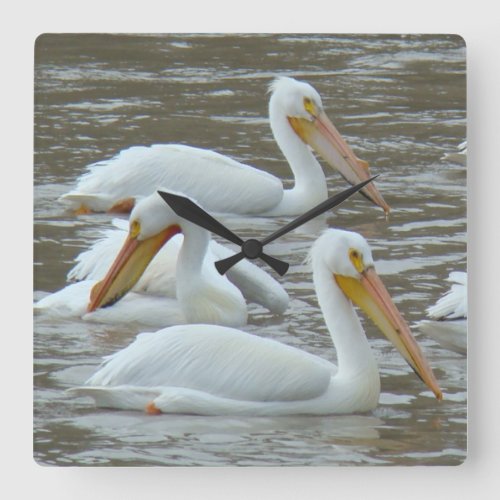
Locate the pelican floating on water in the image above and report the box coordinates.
[35,191,288,328]
[60,77,389,216]
[427,271,467,321]
[418,271,467,355]
[70,229,442,416]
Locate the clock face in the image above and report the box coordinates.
[33,34,466,467]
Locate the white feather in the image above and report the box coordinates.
[61,144,283,214]
[427,271,467,320]
[34,281,184,327]
[85,325,332,402]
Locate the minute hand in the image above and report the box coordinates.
[214,176,378,274]
[158,190,290,275]
[261,175,378,245]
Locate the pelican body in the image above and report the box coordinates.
[60,77,389,216]
[35,191,289,328]
[71,229,442,416]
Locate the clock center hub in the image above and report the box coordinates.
[241,239,263,259]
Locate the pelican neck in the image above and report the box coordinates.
[268,104,328,214]
[175,222,210,278]
[312,260,378,379]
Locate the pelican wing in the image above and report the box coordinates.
[61,144,284,214]
[68,219,128,282]
[35,280,184,327]
[86,325,333,402]
[427,271,467,320]
[35,280,95,318]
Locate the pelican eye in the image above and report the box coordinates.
[303,97,317,117]
[130,219,141,239]
[349,248,365,273]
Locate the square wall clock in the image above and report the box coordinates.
[34,33,466,466]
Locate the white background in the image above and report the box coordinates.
[4,1,499,498]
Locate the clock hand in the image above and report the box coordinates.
[214,253,245,275]
[215,245,289,276]
[160,176,377,276]
[157,191,244,247]
[214,176,378,274]
[261,175,378,246]
[158,191,290,275]
[258,253,289,276]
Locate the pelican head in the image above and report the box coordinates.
[269,77,390,215]
[312,229,442,400]
[87,192,186,312]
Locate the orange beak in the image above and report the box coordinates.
[335,267,442,400]
[288,110,390,215]
[88,224,181,312]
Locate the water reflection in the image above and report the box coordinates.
[34,34,466,466]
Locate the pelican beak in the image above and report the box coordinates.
[288,110,390,215]
[335,267,442,400]
[87,224,181,312]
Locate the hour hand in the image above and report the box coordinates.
[158,191,244,247]
[215,240,290,276]
[158,191,290,275]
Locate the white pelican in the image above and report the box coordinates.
[60,77,389,216]
[35,191,289,328]
[427,271,467,320]
[70,229,442,416]
[417,271,467,355]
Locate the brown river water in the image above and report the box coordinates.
[33,34,466,466]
